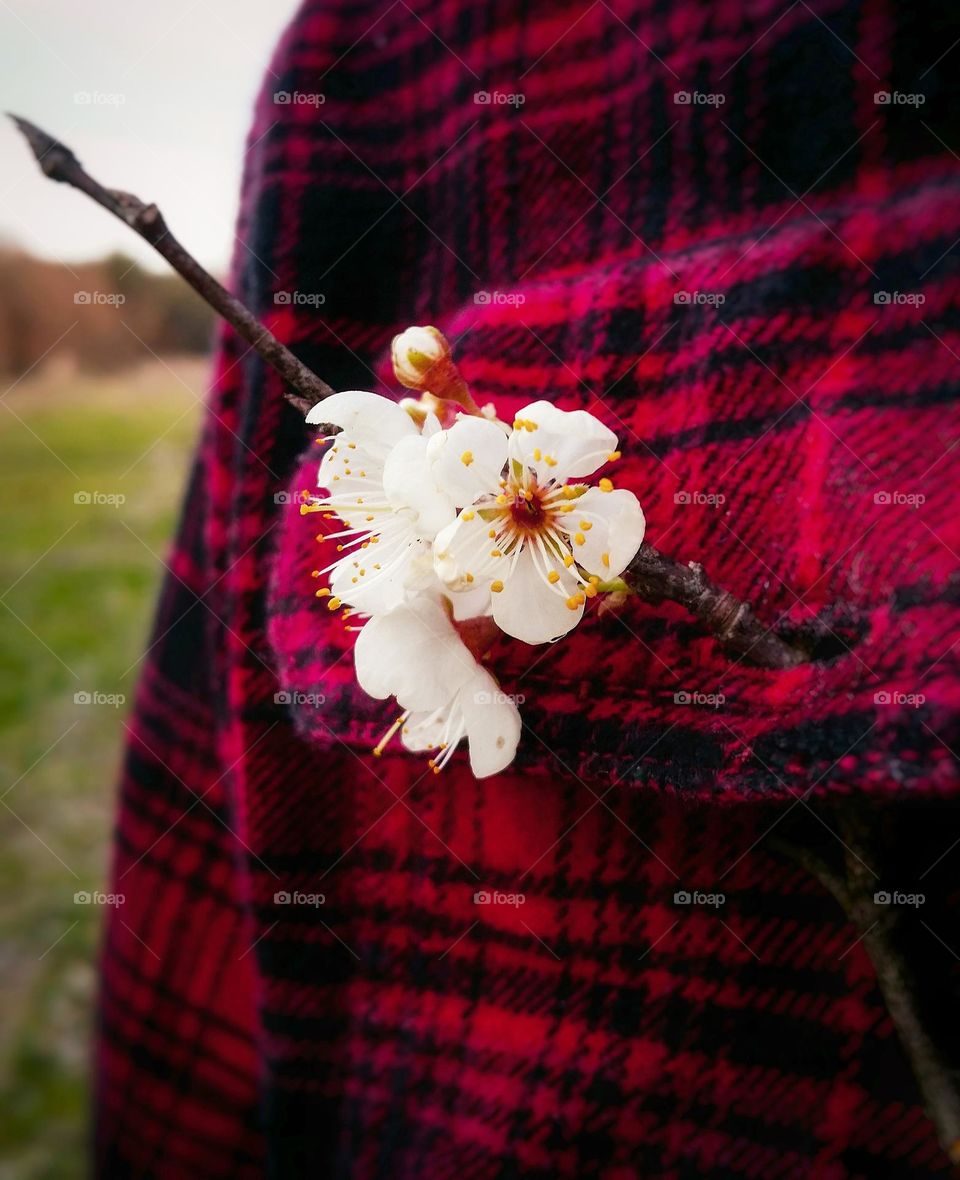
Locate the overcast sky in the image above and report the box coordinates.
[0,0,302,273]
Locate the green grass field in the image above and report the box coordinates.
[0,358,203,1179]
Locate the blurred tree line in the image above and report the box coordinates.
[0,247,215,373]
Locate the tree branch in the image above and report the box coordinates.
[8,114,334,414]
[775,816,960,1170]
[11,115,838,669]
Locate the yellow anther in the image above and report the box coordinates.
[315,587,331,597]
[348,442,356,449]
[488,528,497,538]
[466,572,474,583]
[311,569,321,578]
[565,595,581,610]
[490,548,503,558]
[562,486,577,499]
[599,478,614,493]
[461,450,474,466]
[462,510,475,521]
[580,521,593,531]
[607,450,621,461]
[327,597,342,610]
[584,583,598,598]
[547,570,560,584]
[574,532,585,546]
[496,494,509,505]
[533,447,542,461]
[491,580,504,593]
[544,454,557,467]
[601,552,610,568]
[563,554,575,568]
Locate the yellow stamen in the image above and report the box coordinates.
[563,554,575,568]
[580,521,593,531]
[574,532,585,546]
[547,570,560,584]
[491,580,504,593]
[607,450,621,461]
[565,595,581,610]
[599,478,614,493]
[327,597,342,610]
[601,552,610,568]
[315,587,331,597]
[462,510,475,521]
[490,548,503,558]
[461,450,474,466]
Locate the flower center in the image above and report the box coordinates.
[508,484,547,533]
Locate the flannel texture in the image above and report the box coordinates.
[96,0,960,1175]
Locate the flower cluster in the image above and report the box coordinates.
[299,327,645,777]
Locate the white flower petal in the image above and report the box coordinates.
[568,487,646,578]
[425,416,508,507]
[459,667,522,778]
[508,400,618,483]
[382,434,457,540]
[434,510,505,592]
[306,390,418,446]
[354,598,475,713]
[492,546,583,644]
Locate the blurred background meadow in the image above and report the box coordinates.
[1,0,300,1174]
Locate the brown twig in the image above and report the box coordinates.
[8,114,334,414]
[11,114,829,669]
[774,814,960,1170]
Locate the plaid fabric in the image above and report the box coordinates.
[96,0,960,1175]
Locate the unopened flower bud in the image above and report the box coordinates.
[392,326,450,390]
[391,324,479,413]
